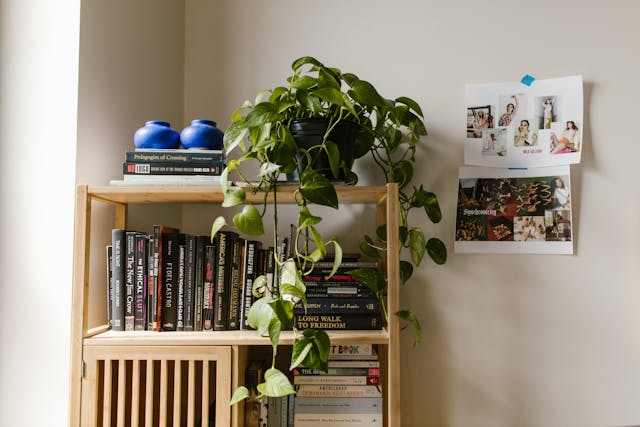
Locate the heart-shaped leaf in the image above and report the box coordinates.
[426,238,447,265]
[256,368,295,397]
[298,206,322,229]
[252,274,268,298]
[247,296,275,335]
[229,386,250,405]
[233,205,264,236]
[409,228,426,266]
[290,340,313,370]
[269,299,294,330]
[210,216,226,241]
[222,187,246,207]
[399,261,414,284]
[396,310,422,346]
[346,268,385,294]
[299,169,338,209]
[324,141,340,179]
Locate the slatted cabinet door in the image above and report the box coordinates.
[81,346,231,427]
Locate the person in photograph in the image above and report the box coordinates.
[550,121,580,154]
[514,120,537,147]
[472,110,491,136]
[542,97,554,129]
[551,177,570,209]
[498,95,519,127]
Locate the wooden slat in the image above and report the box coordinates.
[103,360,112,427]
[117,359,126,427]
[231,346,250,427]
[145,360,154,427]
[202,361,210,426]
[80,357,98,427]
[159,360,168,426]
[131,360,140,427]
[215,348,232,427]
[187,360,195,427]
[114,202,127,229]
[173,361,182,427]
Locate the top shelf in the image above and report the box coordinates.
[87,184,390,205]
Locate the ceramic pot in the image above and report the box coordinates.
[180,119,224,150]
[133,121,180,149]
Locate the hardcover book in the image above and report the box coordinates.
[134,234,148,331]
[183,235,196,331]
[111,229,127,331]
[202,244,217,331]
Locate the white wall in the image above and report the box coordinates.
[0,0,80,426]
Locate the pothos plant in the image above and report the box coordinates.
[211,56,446,405]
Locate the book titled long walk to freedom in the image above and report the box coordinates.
[295,314,383,330]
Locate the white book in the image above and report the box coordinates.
[327,360,380,368]
[293,375,379,386]
[294,413,382,427]
[295,385,382,398]
[110,176,229,187]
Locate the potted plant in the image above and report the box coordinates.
[212,56,446,404]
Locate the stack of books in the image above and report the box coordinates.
[294,261,383,331]
[110,148,225,186]
[293,343,383,426]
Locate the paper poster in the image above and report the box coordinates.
[465,76,583,167]
[455,166,573,254]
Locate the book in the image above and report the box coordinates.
[110,176,226,186]
[294,385,382,398]
[214,231,237,330]
[293,413,382,427]
[176,242,185,331]
[134,234,148,331]
[106,245,113,329]
[161,231,180,331]
[293,375,380,386]
[227,236,243,330]
[146,235,155,330]
[327,360,380,368]
[125,149,225,164]
[245,360,266,427]
[295,314,382,330]
[183,235,196,331]
[294,367,380,377]
[293,397,382,414]
[193,235,207,331]
[122,162,223,176]
[241,240,260,330]
[155,225,179,331]
[202,244,216,331]
[328,344,374,357]
[111,229,126,331]
[124,231,138,331]
[294,298,380,314]
[265,246,275,297]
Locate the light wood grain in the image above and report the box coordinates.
[132,360,140,427]
[159,360,168,426]
[145,360,154,427]
[187,360,195,427]
[173,361,182,427]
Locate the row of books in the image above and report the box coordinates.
[244,344,381,427]
[107,225,381,332]
[110,148,225,186]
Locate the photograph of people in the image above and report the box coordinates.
[467,106,493,138]
[550,121,580,154]
[535,95,559,129]
[542,98,554,128]
[551,176,570,209]
[514,216,545,241]
[513,119,538,147]
[498,95,520,127]
[482,129,507,156]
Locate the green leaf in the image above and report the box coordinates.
[210,216,226,241]
[252,274,268,298]
[409,228,426,266]
[414,187,442,224]
[268,316,282,350]
[259,162,281,177]
[346,268,385,294]
[229,386,250,405]
[324,141,340,179]
[399,226,409,246]
[298,206,322,229]
[269,300,294,330]
[222,187,246,207]
[247,296,275,335]
[399,261,413,284]
[326,240,343,278]
[348,79,386,109]
[292,56,323,71]
[376,224,387,242]
[396,310,422,346]
[223,122,248,154]
[280,283,307,306]
[242,103,281,128]
[393,160,413,188]
[309,227,326,257]
[256,368,295,397]
[299,169,338,209]
[233,205,264,236]
[280,259,305,291]
[426,238,447,265]
[318,68,340,89]
[360,236,379,259]
[313,87,345,108]
[290,340,313,370]
[269,86,288,103]
[312,329,330,363]
[396,96,424,117]
[290,75,317,90]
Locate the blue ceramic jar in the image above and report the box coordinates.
[133,121,180,149]
[180,119,224,150]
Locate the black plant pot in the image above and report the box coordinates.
[289,118,359,181]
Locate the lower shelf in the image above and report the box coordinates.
[84,327,390,347]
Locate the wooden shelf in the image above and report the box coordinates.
[84,328,390,347]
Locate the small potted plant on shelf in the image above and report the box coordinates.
[213,56,447,404]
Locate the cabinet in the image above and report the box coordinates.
[69,184,401,427]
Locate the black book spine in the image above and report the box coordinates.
[293,297,380,314]
[294,314,383,330]
[125,150,225,164]
[124,231,137,331]
[106,245,113,329]
[214,232,236,331]
[265,246,275,297]
[111,229,126,331]
[241,240,259,330]
[123,162,223,175]
[202,244,216,331]
[176,243,186,331]
[193,235,207,331]
[227,236,243,330]
[134,234,148,331]
[146,236,155,330]
[149,225,160,331]
[183,235,196,331]
[161,231,179,331]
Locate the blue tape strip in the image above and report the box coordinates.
[508,167,528,170]
[521,74,535,86]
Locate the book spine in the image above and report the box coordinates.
[176,243,185,331]
[304,286,374,298]
[241,240,258,330]
[327,360,380,368]
[106,245,113,329]
[111,229,126,331]
[161,231,178,331]
[227,236,243,330]
[124,231,137,331]
[329,343,373,357]
[293,375,380,386]
[123,162,223,176]
[150,226,160,331]
[265,246,275,297]
[293,396,382,414]
[294,367,380,377]
[294,385,382,398]
[134,234,147,331]
[294,298,379,314]
[214,232,232,331]
[193,236,206,331]
[293,413,382,427]
[183,235,196,331]
[310,261,378,269]
[287,394,294,427]
[202,244,216,331]
[125,150,224,164]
